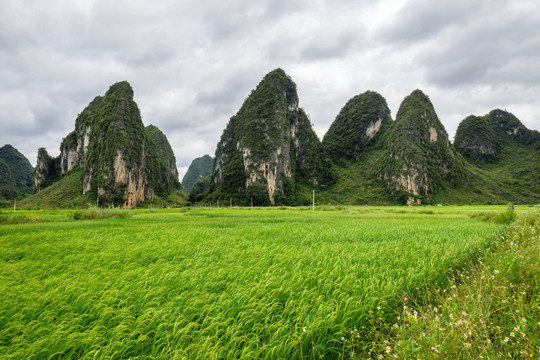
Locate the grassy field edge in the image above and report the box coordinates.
[355,207,539,359]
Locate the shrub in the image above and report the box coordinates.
[72,210,86,220]
[494,208,517,224]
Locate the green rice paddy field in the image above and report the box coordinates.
[0,206,523,358]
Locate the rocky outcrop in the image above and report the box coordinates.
[182,154,213,194]
[322,91,392,162]
[33,81,180,207]
[209,68,330,205]
[34,147,59,191]
[382,90,465,204]
[73,82,149,207]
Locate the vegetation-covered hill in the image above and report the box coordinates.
[182,154,213,194]
[318,90,467,205]
[0,145,33,204]
[454,109,540,164]
[380,90,468,204]
[198,74,538,206]
[28,81,185,208]
[145,125,182,196]
[9,71,539,208]
[207,68,332,205]
[0,158,18,203]
[322,91,392,164]
[442,109,540,204]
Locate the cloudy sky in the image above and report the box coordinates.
[1,0,539,179]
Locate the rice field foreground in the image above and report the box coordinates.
[0,206,514,359]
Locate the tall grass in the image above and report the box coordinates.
[0,207,504,359]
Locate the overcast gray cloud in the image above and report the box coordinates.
[1,0,539,180]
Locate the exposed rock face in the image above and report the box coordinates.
[382,90,465,204]
[34,147,59,191]
[182,154,213,194]
[210,68,329,205]
[34,81,179,207]
[455,109,540,163]
[58,96,103,176]
[323,91,392,162]
[77,82,148,207]
[0,144,34,197]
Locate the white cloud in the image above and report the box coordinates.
[0,0,538,172]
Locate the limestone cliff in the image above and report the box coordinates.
[58,96,102,175]
[209,68,330,205]
[381,90,466,204]
[34,147,59,191]
[33,81,180,207]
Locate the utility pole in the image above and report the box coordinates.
[96,196,99,208]
[312,190,315,213]
[13,199,16,214]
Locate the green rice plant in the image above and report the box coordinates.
[0,206,505,359]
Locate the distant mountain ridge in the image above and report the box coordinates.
[182,155,213,194]
[10,71,539,208]
[198,69,539,205]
